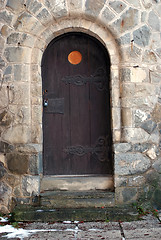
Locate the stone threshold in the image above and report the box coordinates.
[40,175,114,192]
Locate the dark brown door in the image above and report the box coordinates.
[42,32,113,175]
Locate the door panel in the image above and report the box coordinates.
[42,32,112,175]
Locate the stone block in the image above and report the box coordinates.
[128,176,145,187]
[14,64,30,82]
[145,169,159,187]
[120,68,131,82]
[131,68,147,83]
[115,176,128,187]
[0,110,12,126]
[6,0,25,13]
[22,175,40,196]
[148,11,160,31]
[5,174,21,188]
[114,143,132,153]
[122,45,142,62]
[121,108,132,127]
[133,143,151,153]
[150,71,161,83]
[85,0,106,19]
[134,109,149,127]
[146,146,157,160]
[112,108,121,129]
[149,128,160,144]
[117,33,130,45]
[0,25,12,37]
[142,0,152,9]
[9,105,30,125]
[0,36,5,54]
[31,124,42,144]
[2,125,30,144]
[49,0,68,19]
[68,0,82,13]
[152,103,161,123]
[125,0,141,7]
[4,65,12,75]
[0,10,13,25]
[0,162,6,179]
[7,33,36,48]
[7,83,30,105]
[0,181,12,208]
[36,8,53,24]
[4,46,32,63]
[26,0,42,14]
[29,154,39,175]
[141,120,157,134]
[122,187,138,202]
[143,50,157,63]
[6,153,29,174]
[133,25,151,47]
[113,8,138,33]
[115,153,151,175]
[32,105,42,125]
[109,1,126,14]
[122,128,149,143]
[101,6,115,22]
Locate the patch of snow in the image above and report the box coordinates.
[0,217,8,223]
[49,209,56,212]
[74,221,79,224]
[63,221,72,224]
[36,209,44,212]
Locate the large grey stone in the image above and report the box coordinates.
[4,46,32,63]
[115,153,151,175]
[101,6,115,22]
[148,11,160,31]
[117,33,130,45]
[0,181,12,208]
[114,143,132,153]
[109,1,126,13]
[141,120,157,134]
[49,0,68,19]
[6,0,25,13]
[113,8,138,33]
[133,25,151,47]
[26,0,42,14]
[122,187,138,202]
[0,10,13,25]
[85,0,106,19]
[6,153,29,174]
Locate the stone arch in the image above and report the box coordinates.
[30,17,121,151]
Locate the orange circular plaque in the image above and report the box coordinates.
[68,51,82,65]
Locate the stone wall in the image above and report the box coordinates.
[0,0,161,213]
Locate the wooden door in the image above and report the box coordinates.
[42,32,113,175]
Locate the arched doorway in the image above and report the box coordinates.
[42,32,113,179]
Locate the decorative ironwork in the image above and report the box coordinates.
[61,67,107,91]
[64,136,109,162]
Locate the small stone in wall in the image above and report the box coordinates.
[0,110,12,126]
[0,162,6,179]
[22,176,39,196]
[133,25,151,47]
[141,119,157,134]
[146,146,157,160]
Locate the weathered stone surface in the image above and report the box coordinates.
[122,187,138,202]
[2,125,30,144]
[0,110,12,126]
[0,56,6,69]
[26,0,42,14]
[143,50,157,63]
[122,128,149,143]
[50,0,68,19]
[36,8,52,24]
[0,141,14,153]
[148,11,160,31]
[152,158,161,173]
[149,128,160,144]
[134,109,149,127]
[0,10,13,25]
[115,153,151,175]
[125,0,141,7]
[152,103,161,123]
[141,120,157,134]
[6,0,25,13]
[133,143,151,153]
[117,33,130,45]
[68,0,82,12]
[7,33,36,48]
[120,68,131,82]
[0,36,5,53]
[113,8,138,33]
[150,71,161,83]
[114,143,132,153]
[6,153,29,174]
[0,25,12,37]
[0,0,5,8]
[131,68,147,83]
[101,6,115,22]
[133,25,151,47]
[85,0,106,18]
[4,66,12,75]
[115,176,128,187]
[22,175,39,196]
[122,108,132,127]
[123,45,142,62]
[4,47,32,63]
[153,189,161,209]
[0,181,12,208]
[145,170,159,187]
[128,176,145,187]
[147,146,157,160]
[14,64,30,81]
[109,1,126,14]
[29,154,39,175]
[5,174,20,188]
[9,105,30,125]
[0,162,6,179]
[141,0,152,9]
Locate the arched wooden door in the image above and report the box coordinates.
[42,32,113,176]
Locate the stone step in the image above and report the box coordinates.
[13,205,139,222]
[40,191,115,208]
